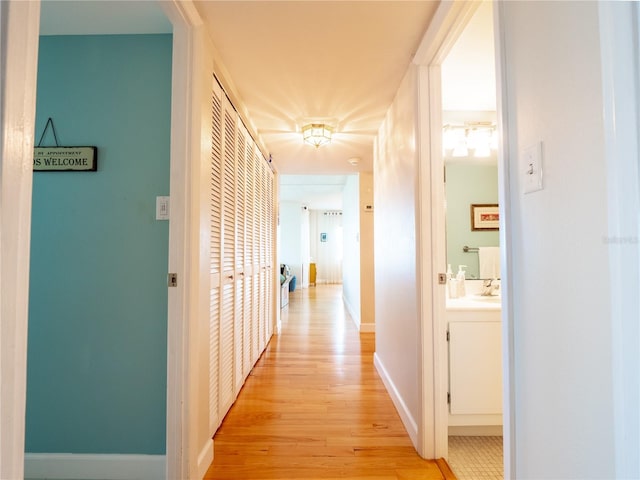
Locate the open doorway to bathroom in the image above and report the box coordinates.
[438,2,504,479]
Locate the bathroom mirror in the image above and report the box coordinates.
[445,157,499,280]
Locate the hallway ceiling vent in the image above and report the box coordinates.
[302,123,333,148]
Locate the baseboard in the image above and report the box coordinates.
[24,453,166,480]
[359,322,375,333]
[196,438,214,479]
[373,352,418,449]
[343,294,376,332]
[448,425,503,436]
[342,294,361,330]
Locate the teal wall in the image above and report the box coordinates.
[26,35,172,454]
[446,163,499,279]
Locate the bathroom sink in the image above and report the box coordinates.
[473,295,501,303]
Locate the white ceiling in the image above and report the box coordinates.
[193,1,439,175]
[40,1,172,36]
[38,1,495,209]
[279,175,348,210]
[441,1,495,112]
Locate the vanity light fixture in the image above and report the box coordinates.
[452,141,469,157]
[302,123,333,148]
[473,145,492,158]
[443,122,497,158]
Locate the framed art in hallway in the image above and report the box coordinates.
[471,204,499,231]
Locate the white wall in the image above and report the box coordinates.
[342,175,361,326]
[279,201,304,283]
[359,172,375,331]
[499,2,616,477]
[373,66,421,448]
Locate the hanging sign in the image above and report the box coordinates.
[34,146,97,171]
[33,117,98,172]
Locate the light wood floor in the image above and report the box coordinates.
[204,284,455,480]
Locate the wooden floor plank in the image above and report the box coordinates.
[204,285,455,480]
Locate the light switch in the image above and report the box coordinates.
[156,196,170,220]
[522,142,543,194]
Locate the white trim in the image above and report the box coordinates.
[415,63,436,458]
[493,3,516,478]
[343,294,375,332]
[373,353,418,447]
[598,2,640,478]
[413,1,479,67]
[412,0,488,463]
[196,439,213,480]
[359,323,375,333]
[160,2,202,479]
[24,453,165,480]
[342,294,360,330]
[426,63,448,461]
[0,1,40,479]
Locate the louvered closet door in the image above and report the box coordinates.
[243,130,254,378]
[209,82,223,433]
[258,159,268,350]
[234,120,247,394]
[252,147,262,359]
[265,169,274,338]
[219,97,237,418]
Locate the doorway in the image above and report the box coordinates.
[438,3,504,479]
[26,29,173,469]
[279,175,347,289]
[2,1,198,478]
[278,174,374,333]
[418,0,511,477]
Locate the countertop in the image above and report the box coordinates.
[446,294,502,311]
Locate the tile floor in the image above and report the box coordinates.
[448,436,503,480]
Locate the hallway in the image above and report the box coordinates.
[204,285,455,479]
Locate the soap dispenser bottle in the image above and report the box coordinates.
[456,265,467,298]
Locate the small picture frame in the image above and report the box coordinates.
[320,232,327,242]
[471,204,499,231]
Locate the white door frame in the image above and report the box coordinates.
[597,2,640,477]
[161,1,202,478]
[0,2,41,479]
[0,0,203,477]
[492,3,516,476]
[414,1,515,474]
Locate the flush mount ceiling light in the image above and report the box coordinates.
[302,123,333,148]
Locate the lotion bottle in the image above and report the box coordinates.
[456,265,467,298]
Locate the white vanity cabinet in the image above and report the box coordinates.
[447,301,502,429]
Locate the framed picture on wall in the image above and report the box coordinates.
[470,204,499,231]
[320,232,327,242]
